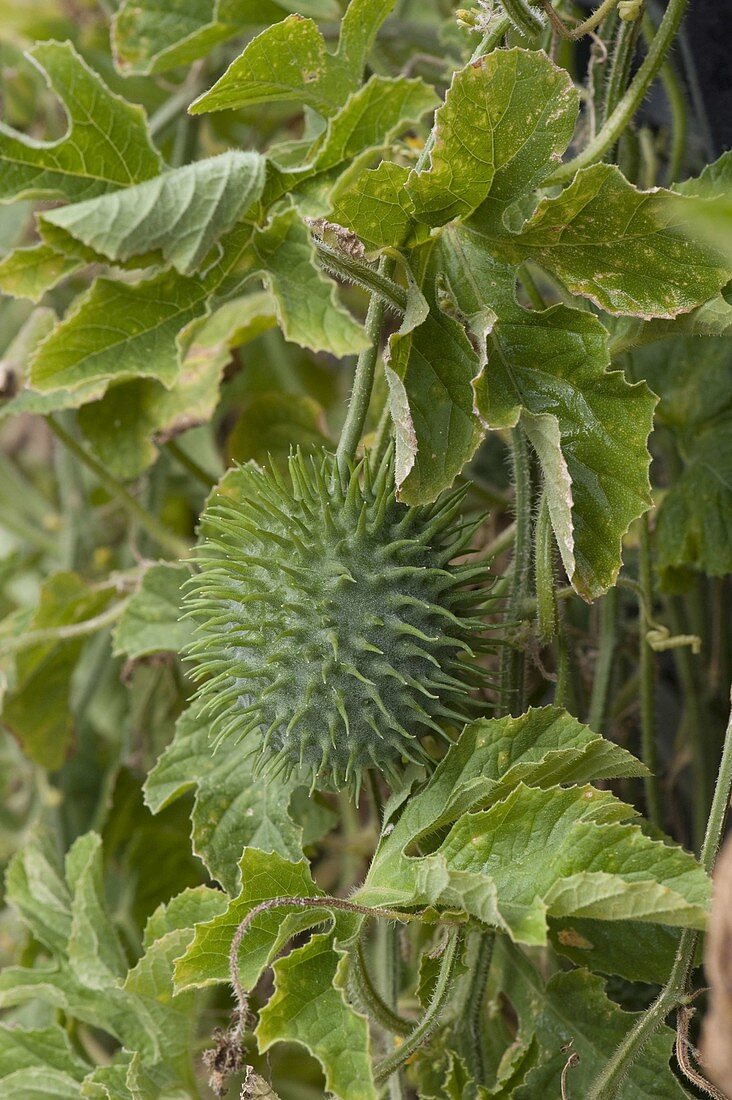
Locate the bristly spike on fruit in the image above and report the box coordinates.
[183,448,494,796]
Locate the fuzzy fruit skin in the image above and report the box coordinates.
[184,449,491,794]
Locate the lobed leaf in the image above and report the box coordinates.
[111,0,338,75]
[440,224,656,598]
[190,0,397,117]
[480,163,731,318]
[406,48,577,227]
[502,944,691,1098]
[0,1025,89,1100]
[144,705,305,894]
[173,846,327,991]
[0,41,161,203]
[257,933,376,1100]
[43,152,266,275]
[112,564,192,661]
[384,243,483,504]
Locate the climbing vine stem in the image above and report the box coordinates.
[586,690,732,1099]
[336,255,396,477]
[547,0,691,181]
[638,514,663,827]
[500,424,533,716]
[374,928,464,1084]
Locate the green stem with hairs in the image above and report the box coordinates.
[313,239,406,313]
[349,934,412,1036]
[539,0,619,40]
[374,929,463,1084]
[336,256,396,476]
[462,932,495,1083]
[46,416,188,559]
[639,514,662,828]
[534,490,557,643]
[165,439,216,489]
[547,0,691,182]
[587,587,618,734]
[500,425,533,717]
[0,599,129,657]
[586,690,732,1099]
[602,16,640,130]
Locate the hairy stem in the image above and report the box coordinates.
[228,896,460,1028]
[587,586,618,734]
[547,0,691,182]
[462,931,495,1083]
[586,690,732,1099]
[165,439,216,488]
[535,490,557,643]
[374,929,463,1084]
[639,514,663,828]
[313,239,406,313]
[500,425,533,716]
[349,934,412,1036]
[538,0,619,40]
[46,416,188,558]
[602,16,640,130]
[337,256,396,475]
[0,599,129,657]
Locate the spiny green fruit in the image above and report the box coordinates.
[184,448,493,794]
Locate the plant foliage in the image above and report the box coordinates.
[0,1,731,1098]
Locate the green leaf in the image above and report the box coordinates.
[0,308,107,420]
[2,573,115,769]
[0,1025,89,1099]
[246,209,368,356]
[173,847,324,991]
[80,1060,133,1099]
[676,149,732,197]
[144,705,305,894]
[0,41,161,202]
[0,241,85,302]
[503,944,690,1099]
[4,829,73,955]
[228,391,330,465]
[548,916,682,983]
[122,904,225,1095]
[268,75,438,212]
[111,0,339,75]
[76,291,275,479]
[331,161,423,252]
[441,225,656,598]
[112,564,191,660]
[384,242,483,504]
[406,48,577,227]
[43,152,266,275]
[65,833,128,988]
[27,267,216,393]
[2,832,154,1057]
[481,163,730,318]
[257,932,376,1100]
[190,0,397,117]
[360,707,708,944]
[363,706,648,903]
[426,784,708,943]
[634,335,732,583]
[609,292,732,355]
